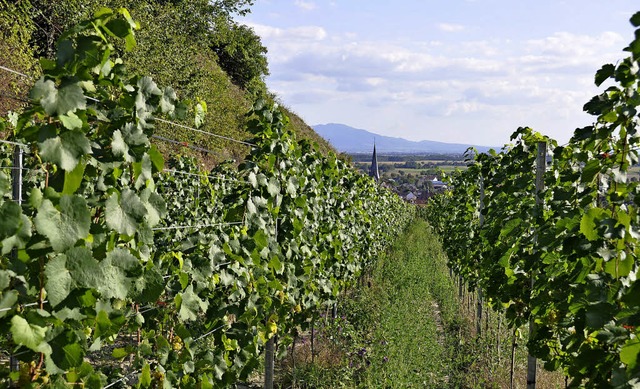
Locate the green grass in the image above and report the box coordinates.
[358,219,457,388]
[279,219,464,388]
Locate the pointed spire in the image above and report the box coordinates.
[369,139,380,182]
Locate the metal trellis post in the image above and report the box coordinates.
[526,141,546,389]
[9,146,23,375]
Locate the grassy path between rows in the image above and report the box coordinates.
[281,218,470,388]
[357,218,459,387]
[280,218,566,388]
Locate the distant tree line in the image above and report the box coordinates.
[349,153,465,163]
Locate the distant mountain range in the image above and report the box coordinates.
[313,123,494,154]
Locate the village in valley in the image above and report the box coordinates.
[351,146,462,204]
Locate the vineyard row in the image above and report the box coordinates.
[0,9,414,388]
[424,11,640,388]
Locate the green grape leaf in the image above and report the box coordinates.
[0,171,10,196]
[0,290,18,318]
[97,258,132,300]
[269,256,284,274]
[183,361,195,373]
[105,189,147,236]
[160,87,177,115]
[39,129,92,171]
[139,363,152,387]
[581,159,601,184]
[62,160,86,195]
[585,303,613,328]
[45,254,74,307]
[121,122,149,147]
[31,78,87,116]
[138,76,161,97]
[56,39,75,67]
[35,196,91,252]
[0,201,24,239]
[0,270,10,291]
[248,172,258,188]
[622,339,640,369]
[59,112,83,130]
[134,154,152,189]
[94,309,112,339]
[106,248,138,271]
[66,247,99,288]
[52,342,83,370]
[267,177,281,197]
[286,177,298,196]
[580,208,606,241]
[10,315,52,354]
[53,307,86,322]
[111,130,132,162]
[111,348,128,359]
[148,146,164,172]
[178,285,209,322]
[253,229,269,249]
[67,247,134,299]
[595,64,615,86]
[141,189,166,227]
[1,213,32,255]
[194,100,206,128]
[104,18,130,38]
[134,268,164,304]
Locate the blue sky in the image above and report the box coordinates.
[243,1,639,146]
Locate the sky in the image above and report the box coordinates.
[242,1,640,147]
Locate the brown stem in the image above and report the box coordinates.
[136,304,141,346]
[93,207,102,224]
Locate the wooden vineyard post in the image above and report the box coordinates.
[510,331,517,389]
[265,336,275,389]
[527,141,546,389]
[477,179,484,338]
[311,320,315,364]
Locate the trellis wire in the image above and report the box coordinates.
[0,65,30,79]
[162,168,245,184]
[0,139,28,148]
[0,65,255,150]
[104,370,140,388]
[155,118,256,147]
[152,134,220,156]
[152,221,244,231]
[194,324,226,342]
[0,301,48,314]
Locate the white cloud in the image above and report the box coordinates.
[437,23,465,32]
[250,18,633,145]
[246,23,327,43]
[294,0,317,11]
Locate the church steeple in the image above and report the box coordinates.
[369,140,380,182]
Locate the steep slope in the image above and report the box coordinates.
[0,0,334,165]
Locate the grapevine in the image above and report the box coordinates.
[0,8,413,387]
[426,11,640,388]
